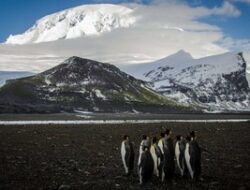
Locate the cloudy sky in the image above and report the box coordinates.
[0,0,249,76]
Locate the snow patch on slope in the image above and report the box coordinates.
[123,50,250,111]
[125,50,243,83]
[94,89,106,100]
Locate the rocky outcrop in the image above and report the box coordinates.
[0,56,192,113]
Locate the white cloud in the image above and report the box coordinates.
[211,1,241,17]
[219,36,250,74]
[220,37,250,52]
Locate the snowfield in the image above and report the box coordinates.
[123,50,245,84]
[5,4,136,44]
[122,50,250,112]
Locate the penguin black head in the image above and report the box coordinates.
[152,136,157,144]
[165,129,172,137]
[190,131,196,139]
[123,135,129,140]
[186,136,191,142]
[142,135,147,140]
[160,132,165,138]
[176,135,181,141]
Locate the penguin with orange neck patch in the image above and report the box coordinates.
[150,137,163,177]
[157,132,165,179]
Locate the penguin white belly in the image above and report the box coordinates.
[150,146,159,176]
[158,140,164,154]
[121,141,128,174]
[185,143,194,179]
[138,141,143,166]
[139,167,143,184]
[175,142,183,175]
[158,140,165,181]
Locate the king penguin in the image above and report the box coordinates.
[185,132,201,180]
[162,129,175,181]
[138,146,154,184]
[175,135,186,176]
[150,137,163,177]
[121,135,135,175]
[157,132,165,179]
[158,132,165,154]
[138,135,150,166]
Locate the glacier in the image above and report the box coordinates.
[5,4,136,44]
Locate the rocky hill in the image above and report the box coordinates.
[0,56,192,113]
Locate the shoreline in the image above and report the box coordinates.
[0,119,249,125]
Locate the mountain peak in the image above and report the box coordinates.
[63,56,89,64]
[62,56,110,68]
[168,50,193,60]
[149,49,193,68]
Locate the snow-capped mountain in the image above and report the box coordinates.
[6,4,136,44]
[122,50,250,112]
[0,56,192,113]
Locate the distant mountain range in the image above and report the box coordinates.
[0,51,249,113]
[0,56,192,113]
[0,71,34,87]
[122,50,250,112]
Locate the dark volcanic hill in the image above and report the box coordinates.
[0,56,192,113]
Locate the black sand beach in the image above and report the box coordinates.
[0,122,249,190]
